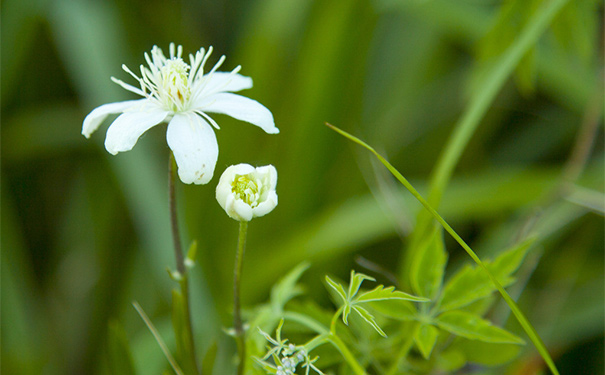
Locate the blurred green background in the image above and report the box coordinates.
[2,0,603,374]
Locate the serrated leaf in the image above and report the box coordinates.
[271,262,310,312]
[352,306,386,337]
[107,321,137,375]
[439,238,534,311]
[414,323,439,359]
[348,270,375,299]
[370,299,417,321]
[355,285,429,303]
[325,275,348,305]
[436,310,525,344]
[410,224,447,299]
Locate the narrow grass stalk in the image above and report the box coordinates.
[233,221,248,375]
[326,123,560,375]
[169,153,199,375]
[133,301,185,375]
[423,0,571,210]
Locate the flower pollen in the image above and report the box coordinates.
[161,58,191,111]
[232,174,261,208]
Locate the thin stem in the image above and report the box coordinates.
[168,153,200,375]
[169,154,185,274]
[234,220,248,375]
[133,301,185,375]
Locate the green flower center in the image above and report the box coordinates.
[232,175,261,207]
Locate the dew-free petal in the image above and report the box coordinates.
[104,108,168,155]
[167,113,218,185]
[82,99,147,138]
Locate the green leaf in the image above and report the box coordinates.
[454,338,523,366]
[413,323,439,359]
[355,285,429,303]
[270,262,310,312]
[369,300,417,321]
[343,304,352,325]
[352,306,386,337]
[348,270,375,299]
[439,238,534,311]
[201,340,217,375]
[107,321,137,375]
[325,275,348,305]
[171,290,196,375]
[436,310,525,344]
[410,224,447,299]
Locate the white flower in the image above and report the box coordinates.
[82,43,278,184]
[216,164,278,221]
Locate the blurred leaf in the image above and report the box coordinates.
[369,300,416,321]
[107,321,137,375]
[436,346,466,372]
[439,238,534,312]
[201,340,218,375]
[410,224,447,300]
[455,338,523,366]
[270,262,310,314]
[436,310,525,344]
[475,0,542,95]
[414,323,439,359]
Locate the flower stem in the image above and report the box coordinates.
[233,220,248,375]
[169,153,200,375]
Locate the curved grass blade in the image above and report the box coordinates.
[326,123,560,375]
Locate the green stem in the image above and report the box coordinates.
[169,154,199,375]
[326,123,560,375]
[233,221,248,375]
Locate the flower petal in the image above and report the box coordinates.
[82,99,146,138]
[104,107,168,155]
[167,113,218,185]
[195,93,279,134]
[200,72,253,95]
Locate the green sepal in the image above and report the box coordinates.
[413,323,439,359]
[410,224,447,300]
[107,320,137,375]
[436,310,525,344]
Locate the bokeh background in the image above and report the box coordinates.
[2,0,603,374]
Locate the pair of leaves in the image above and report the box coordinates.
[326,270,428,337]
[410,237,533,359]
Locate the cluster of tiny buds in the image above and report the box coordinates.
[276,344,307,375]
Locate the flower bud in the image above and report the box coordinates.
[216,164,278,221]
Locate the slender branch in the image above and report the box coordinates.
[234,220,248,375]
[168,153,200,374]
